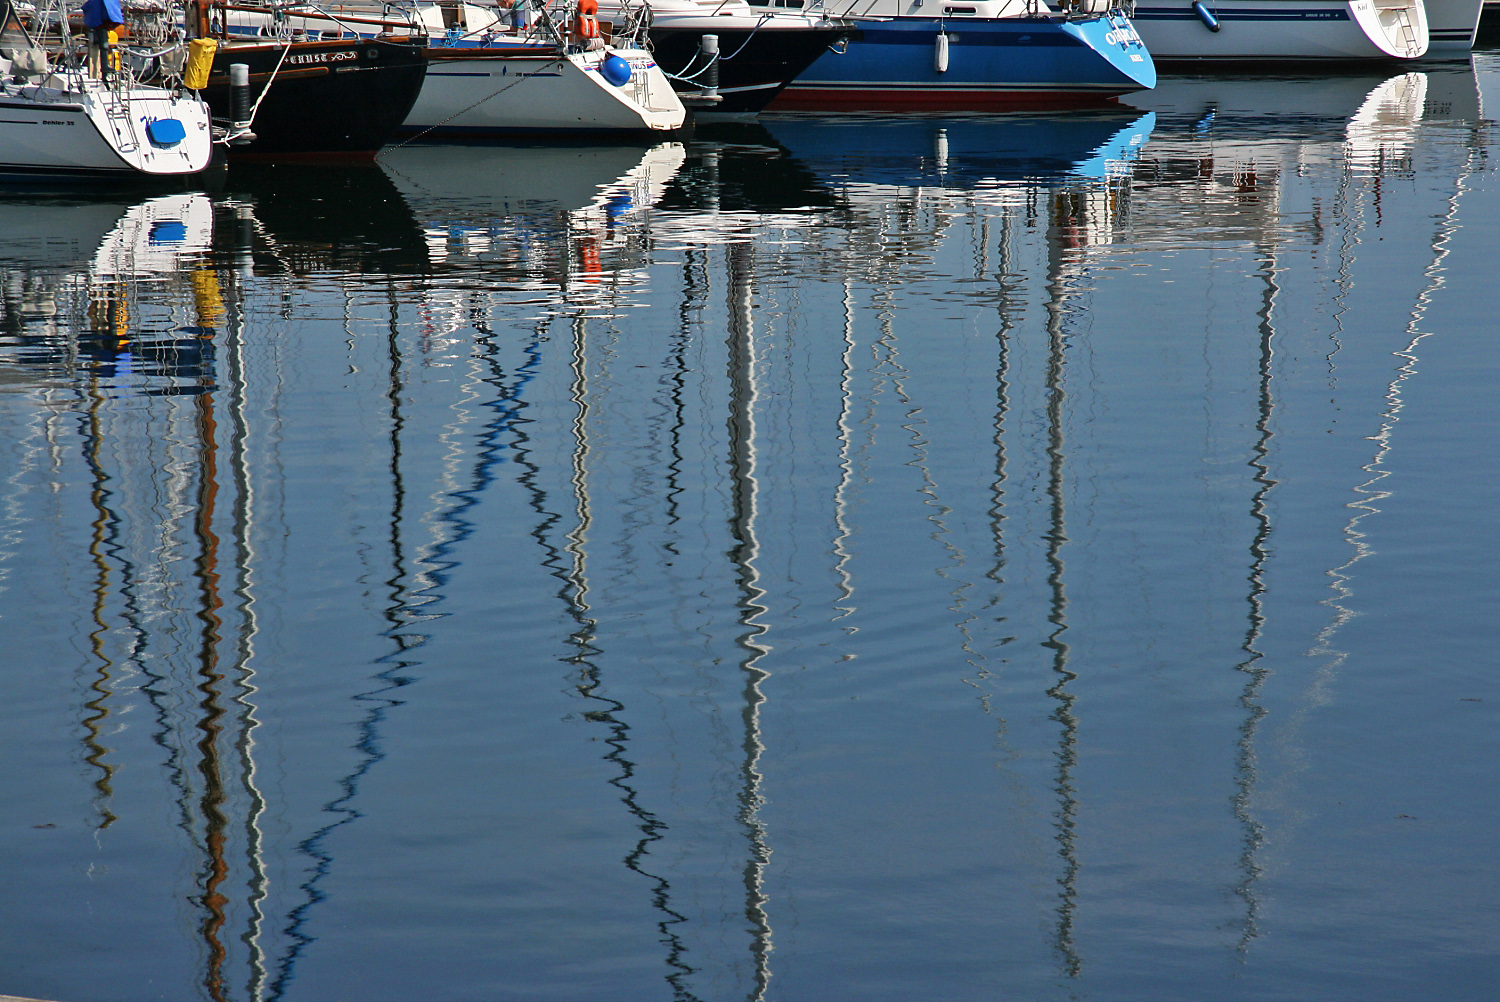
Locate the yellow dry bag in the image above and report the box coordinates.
[183,37,217,90]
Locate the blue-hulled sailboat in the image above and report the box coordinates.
[767,0,1155,111]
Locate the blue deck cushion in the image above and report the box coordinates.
[147,117,187,148]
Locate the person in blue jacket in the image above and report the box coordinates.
[81,0,123,77]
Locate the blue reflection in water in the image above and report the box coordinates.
[269,313,549,996]
[759,111,1156,187]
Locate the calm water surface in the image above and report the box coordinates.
[0,59,1497,1002]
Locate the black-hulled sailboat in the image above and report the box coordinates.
[184,0,427,158]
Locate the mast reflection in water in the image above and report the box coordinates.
[0,64,1497,1002]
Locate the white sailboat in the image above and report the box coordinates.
[1128,0,1429,63]
[407,41,685,135]
[219,1,686,134]
[353,1,688,134]
[0,0,212,179]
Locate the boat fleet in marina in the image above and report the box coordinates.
[0,0,1486,179]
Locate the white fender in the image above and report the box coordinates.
[934,31,949,72]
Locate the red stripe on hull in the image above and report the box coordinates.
[770,87,1127,111]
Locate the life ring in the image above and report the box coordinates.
[575,0,599,39]
[579,239,602,277]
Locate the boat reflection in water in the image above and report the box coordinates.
[216,163,431,278]
[460,109,1165,997]
[379,142,686,304]
[0,188,262,1001]
[759,110,1155,187]
[727,111,1154,286]
[0,192,217,393]
[1015,61,1487,967]
[0,60,1491,1002]
[0,112,1165,1001]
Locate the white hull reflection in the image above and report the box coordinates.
[0,192,215,391]
[0,191,212,279]
[382,141,686,301]
[1103,68,1478,256]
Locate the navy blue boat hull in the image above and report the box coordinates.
[772,14,1155,110]
[648,24,852,113]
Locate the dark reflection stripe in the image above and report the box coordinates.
[82,372,120,831]
[1042,191,1083,979]
[1231,246,1279,955]
[724,239,776,1002]
[567,307,703,999]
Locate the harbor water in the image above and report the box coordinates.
[0,58,1496,1002]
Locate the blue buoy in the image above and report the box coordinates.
[146,117,187,148]
[600,54,632,87]
[1192,1,1221,31]
[604,193,633,221]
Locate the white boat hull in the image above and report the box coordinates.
[0,81,212,181]
[1422,0,1482,50]
[216,5,684,131]
[1130,0,1428,61]
[402,47,686,134]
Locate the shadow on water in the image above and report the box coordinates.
[213,164,430,276]
[659,124,840,213]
